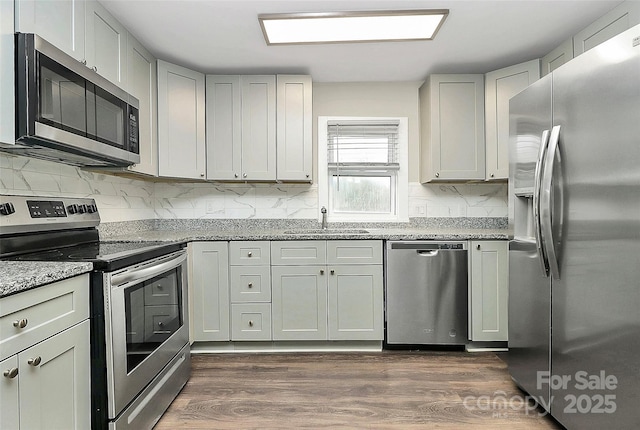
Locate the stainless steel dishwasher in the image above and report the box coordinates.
[385,241,468,345]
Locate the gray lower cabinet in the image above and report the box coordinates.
[327,265,383,340]
[469,240,508,341]
[230,241,272,341]
[189,242,230,341]
[271,240,383,342]
[0,275,91,430]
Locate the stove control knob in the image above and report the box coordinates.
[67,204,79,214]
[0,202,15,215]
[78,204,88,214]
[87,204,97,214]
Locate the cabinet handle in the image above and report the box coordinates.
[248,282,253,288]
[200,173,205,177]
[320,269,324,275]
[243,173,247,178]
[490,173,495,178]
[248,320,254,327]
[435,172,440,178]
[306,174,310,178]
[234,173,239,178]
[92,66,98,72]
[158,321,164,327]
[156,284,163,289]
[27,357,42,367]
[247,251,253,257]
[13,319,28,329]
[330,270,335,275]
[3,368,18,379]
[476,244,481,250]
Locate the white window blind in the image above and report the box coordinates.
[327,121,400,170]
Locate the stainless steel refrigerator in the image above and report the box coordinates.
[508,24,640,429]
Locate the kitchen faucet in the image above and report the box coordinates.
[321,206,328,229]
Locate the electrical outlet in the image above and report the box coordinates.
[206,200,216,214]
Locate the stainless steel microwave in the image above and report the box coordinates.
[11,33,140,167]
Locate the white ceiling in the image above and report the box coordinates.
[101,0,625,82]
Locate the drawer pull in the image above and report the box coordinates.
[247,252,253,257]
[320,269,324,275]
[158,321,164,327]
[248,320,254,327]
[156,284,163,289]
[3,368,18,379]
[330,270,335,275]
[27,357,42,367]
[248,282,253,288]
[13,319,28,329]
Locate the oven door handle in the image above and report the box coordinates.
[110,251,186,288]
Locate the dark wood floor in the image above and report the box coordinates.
[155,351,562,429]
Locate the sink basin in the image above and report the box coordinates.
[283,229,369,235]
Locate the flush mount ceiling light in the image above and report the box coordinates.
[258,9,449,45]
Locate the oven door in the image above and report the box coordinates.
[105,250,189,419]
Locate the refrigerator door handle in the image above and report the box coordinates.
[533,129,550,276]
[540,125,562,279]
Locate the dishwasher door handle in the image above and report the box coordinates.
[416,250,439,256]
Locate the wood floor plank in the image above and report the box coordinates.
[154,351,562,429]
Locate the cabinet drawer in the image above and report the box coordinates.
[144,272,178,305]
[230,266,271,303]
[230,241,271,265]
[327,240,383,265]
[0,274,89,360]
[271,241,326,265]
[231,303,272,341]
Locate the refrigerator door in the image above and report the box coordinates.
[507,75,553,409]
[549,25,640,429]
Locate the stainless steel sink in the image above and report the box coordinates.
[283,229,369,235]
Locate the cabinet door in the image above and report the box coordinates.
[15,0,85,61]
[157,60,206,179]
[470,241,508,341]
[276,75,313,181]
[328,265,383,341]
[189,242,230,341]
[19,320,91,430]
[485,60,540,180]
[0,355,19,430]
[420,74,485,181]
[573,1,640,56]
[206,75,242,180]
[241,76,276,180]
[126,34,157,176]
[541,38,573,77]
[271,266,327,340]
[0,0,14,145]
[85,0,127,88]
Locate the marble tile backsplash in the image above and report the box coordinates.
[0,154,508,223]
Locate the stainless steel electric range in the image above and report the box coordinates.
[0,195,190,430]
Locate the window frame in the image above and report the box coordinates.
[318,116,409,223]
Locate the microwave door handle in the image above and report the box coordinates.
[533,129,550,277]
[110,252,186,288]
[540,125,562,280]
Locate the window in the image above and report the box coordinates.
[318,117,408,222]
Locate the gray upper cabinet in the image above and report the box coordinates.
[485,59,540,180]
[85,0,127,88]
[125,34,157,176]
[420,74,486,182]
[15,0,86,62]
[573,1,640,56]
[276,75,313,182]
[206,75,276,181]
[206,75,242,180]
[541,38,573,77]
[157,60,206,179]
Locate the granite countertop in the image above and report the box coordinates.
[0,261,93,298]
[101,226,510,243]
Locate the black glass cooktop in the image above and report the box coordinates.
[10,241,185,271]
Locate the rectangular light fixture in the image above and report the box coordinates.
[259,10,449,45]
